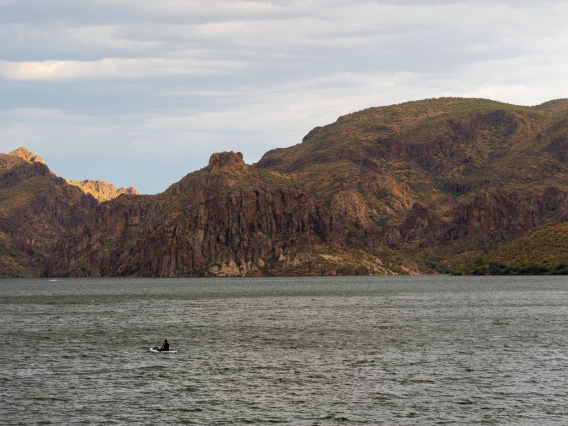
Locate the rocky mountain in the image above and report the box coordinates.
[0,148,98,277]
[48,151,403,277]
[65,179,139,202]
[0,147,139,277]
[47,97,568,277]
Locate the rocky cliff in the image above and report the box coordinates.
[49,150,414,277]
[49,152,349,276]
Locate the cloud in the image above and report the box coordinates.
[5,108,67,119]
[2,0,568,193]
[145,71,419,134]
[0,56,249,80]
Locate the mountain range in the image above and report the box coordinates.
[4,97,568,277]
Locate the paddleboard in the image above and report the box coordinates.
[150,346,177,354]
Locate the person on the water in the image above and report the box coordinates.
[159,339,169,352]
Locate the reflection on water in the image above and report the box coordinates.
[2,275,568,424]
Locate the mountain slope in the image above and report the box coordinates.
[257,97,568,265]
[0,150,98,277]
[0,147,142,277]
[454,222,568,275]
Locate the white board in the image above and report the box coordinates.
[150,347,177,354]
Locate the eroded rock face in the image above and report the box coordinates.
[331,191,369,227]
[393,187,568,253]
[375,175,412,214]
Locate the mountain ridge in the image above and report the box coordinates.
[4,97,568,277]
[47,97,568,277]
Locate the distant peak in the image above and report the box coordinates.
[208,151,245,169]
[9,147,45,164]
[66,179,140,202]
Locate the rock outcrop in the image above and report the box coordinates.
[208,151,245,169]
[9,147,45,164]
[65,179,139,202]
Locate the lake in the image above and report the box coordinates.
[2,275,568,424]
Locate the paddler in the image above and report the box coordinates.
[158,339,169,352]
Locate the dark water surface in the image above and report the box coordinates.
[2,275,568,424]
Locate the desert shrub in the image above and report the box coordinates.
[551,261,568,275]
[489,261,511,275]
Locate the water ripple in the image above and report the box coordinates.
[2,275,568,424]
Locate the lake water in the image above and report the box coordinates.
[2,275,568,425]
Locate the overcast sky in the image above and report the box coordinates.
[1,0,568,194]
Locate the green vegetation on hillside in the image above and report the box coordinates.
[451,223,568,275]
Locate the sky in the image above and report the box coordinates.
[1,0,568,194]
